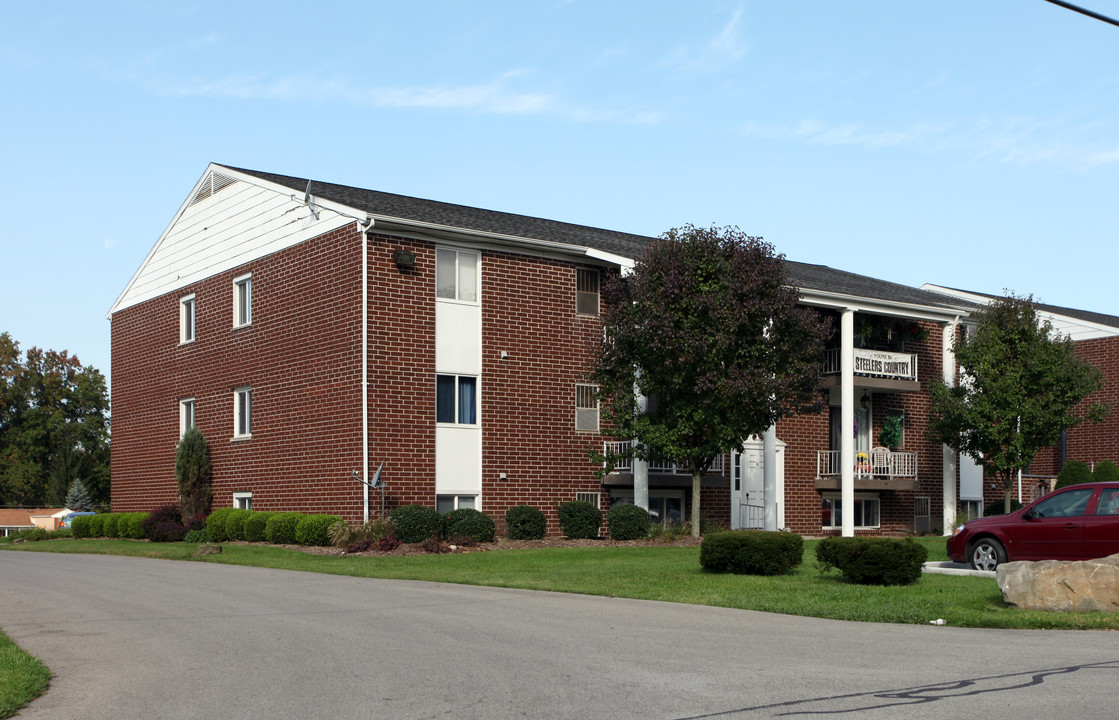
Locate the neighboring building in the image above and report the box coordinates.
[29,508,71,531]
[923,285,1119,511]
[0,509,35,537]
[109,164,976,537]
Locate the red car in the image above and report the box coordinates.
[947,482,1119,571]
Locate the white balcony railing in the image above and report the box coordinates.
[822,348,918,382]
[603,440,725,475]
[816,450,918,480]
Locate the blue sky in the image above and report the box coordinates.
[3,1,1118,384]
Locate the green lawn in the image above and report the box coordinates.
[5,535,1118,631]
[0,629,50,720]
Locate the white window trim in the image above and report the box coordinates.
[575,384,599,432]
[233,273,252,328]
[233,386,252,439]
[436,374,479,426]
[576,268,600,316]
[821,492,881,529]
[436,494,478,513]
[179,397,196,437]
[435,247,481,305]
[180,294,196,344]
[233,491,253,510]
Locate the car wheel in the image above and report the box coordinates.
[968,538,1006,571]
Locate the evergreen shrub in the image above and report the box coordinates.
[224,508,254,541]
[983,499,1024,516]
[205,508,238,542]
[101,514,120,538]
[557,500,601,539]
[1056,459,1093,489]
[295,514,344,546]
[388,505,443,543]
[505,505,547,540]
[699,530,803,575]
[120,512,150,539]
[87,514,106,537]
[70,515,94,538]
[815,536,927,586]
[606,503,651,541]
[1093,459,1119,483]
[243,512,277,542]
[265,512,305,545]
[442,508,495,543]
[183,529,209,543]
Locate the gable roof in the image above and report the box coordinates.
[921,284,1119,340]
[0,509,33,528]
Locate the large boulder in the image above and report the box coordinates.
[997,554,1119,612]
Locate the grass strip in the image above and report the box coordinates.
[4,537,1118,630]
[0,628,51,719]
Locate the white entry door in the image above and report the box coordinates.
[731,442,765,529]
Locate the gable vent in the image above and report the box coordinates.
[190,171,238,206]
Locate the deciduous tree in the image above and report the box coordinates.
[928,295,1108,513]
[590,225,830,536]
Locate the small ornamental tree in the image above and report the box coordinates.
[590,225,831,536]
[64,478,93,511]
[929,295,1108,514]
[176,427,212,524]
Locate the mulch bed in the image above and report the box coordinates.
[283,535,704,558]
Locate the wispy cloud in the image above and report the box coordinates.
[740,116,1119,169]
[662,3,748,72]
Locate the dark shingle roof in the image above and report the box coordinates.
[929,286,1119,329]
[224,164,967,312]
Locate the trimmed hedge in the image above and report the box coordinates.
[700,530,804,575]
[295,514,344,547]
[70,515,94,538]
[1094,459,1119,483]
[120,512,149,540]
[265,512,305,545]
[815,536,927,586]
[243,512,277,542]
[1056,459,1093,489]
[224,508,254,542]
[983,499,1024,516]
[388,505,443,544]
[205,507,239,543]
[87,514,106,537]
[557,500,601,539]
[443,508,496,543]
[606,503,651,541]
[505,505,547,540]
[101,514,120,539]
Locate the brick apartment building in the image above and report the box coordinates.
[109,164,1110,536]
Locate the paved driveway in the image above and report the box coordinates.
[1,552,1116,719]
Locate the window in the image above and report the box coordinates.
[1033,487,1092,518]
[233,387,252,438]
[435,248,478,302]
[180,398,196,436]
[960,499,984,520]
[233,274,252,327]
[436,375,477,425]
[821,492,880,529]
[575,384,599,432]
[436,495,476,513]
[576,268,600,316]
[233,492,253,510]
[180,295,196,343]
[609,490,684,527]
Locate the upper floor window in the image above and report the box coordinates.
[180,397,196,436]
[180,294,196,344]
[436,248,478,303]
[234,386,253,438]
[576,269,599,316]
[233,274,252,328]
[575,384,599,432]
[436,374,477,425]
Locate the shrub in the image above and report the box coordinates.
[607,503,651,541]
[328,518,392,548]
[101,513,120,538]
[815,536,927,586]
[557,500,601,539]
[1056,459,1093,488]
[87,514,106,537]
[388,505,443,544]
[505,505,547,540]
[295,514,344,546]
[70,514,94,538]
[700,530,804,575]
[373,533,401,552]
[983,499,1024,516]
[265,512,305,545]
[176,427,212,523]
[243,512,277,542]
[205,508,238,542]
[142,505,185,540]
[1093,459,1119,483]
[183,529,209,543]
[224,508,254,541]
[421,536,451,553]
[442,508,495,543]
[120,512,150,539]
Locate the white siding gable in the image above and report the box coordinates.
[110,165,357,315]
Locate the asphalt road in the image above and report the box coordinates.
[1,552,1116,719]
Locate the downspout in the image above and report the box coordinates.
[359,217,375,523]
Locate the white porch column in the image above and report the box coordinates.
[763,424,778,531]
[633,381,649,511]
[840,309,855,537]
[941,318,959,535]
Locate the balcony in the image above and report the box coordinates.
[821,348,919,391]
[602,440,725,475]
[815,449,918,490]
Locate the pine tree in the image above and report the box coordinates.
[176,427,212,523]
[65,478,93,511]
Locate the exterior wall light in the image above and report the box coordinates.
[393,249,415,269]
